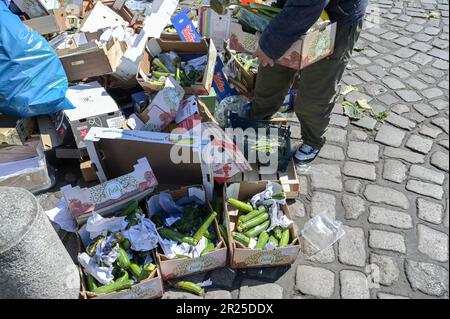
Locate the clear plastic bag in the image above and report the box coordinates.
[214,95,251,127]
[301,213,346,252]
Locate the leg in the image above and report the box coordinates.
[250,63,297,120]
[295,20,364,149]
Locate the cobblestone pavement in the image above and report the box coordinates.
[39,0,449,299]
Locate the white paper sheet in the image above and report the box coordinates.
[45,199,77,233]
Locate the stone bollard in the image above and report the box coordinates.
[0,187,80,299]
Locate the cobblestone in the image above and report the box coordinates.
[311,192,337,219]
[396,90,423,102]
[406,180,444,200]
[342,195,366,220]
[385,113,416,130]
[417,224,449,262]
[409,165,445,185]
[364,185,410,209]
[384,146,426,164]
[405,260,449,296]
[369,206,413,229]
[348,142,380,163]
[318,145,345,161]
[431,151,449,172]
[344,180,363,194]
[324,127,347,144]
[413,103,439,118]
[338,226,366,267]
[370,253,400,286]
[405,135,434,154]
[239,281,283,299]
[343,161,377,181]
[383,159,408,183]
[296,266,335,298]
[309,164,343,192]
[340,270,370,299]
[419,125,443,138]
[417,199,444,225]
[369,230,407,253]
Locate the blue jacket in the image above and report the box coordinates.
[259,0,368,59]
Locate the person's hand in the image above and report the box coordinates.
[255,45,275,67]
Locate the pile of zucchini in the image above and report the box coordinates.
[83,202,157,295]
[152,203,223,258]
[228,194,293,250]
[147,53,205,90]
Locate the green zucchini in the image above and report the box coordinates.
[92,279,134,295]
[86,274,98,292]
[227,198,253,213]
[120,201,139,217]
[278,228,290,248]
[232,232,250,247]
[238,213,269,232]
[175,281,205,296]
[239,206,267,223]
[201,242,215,255]
[254,231,269,249]
[193,211,218,244]
[117,247,131,269]
[158,228,197,245]
[244,220,270,238]
[268,235,279,246]
[273,226,283,240]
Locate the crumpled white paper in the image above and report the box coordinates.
[45,199,77,233]
[86,212,128,239]
[159,236,208,259]
[96,236,120,266]
[121,213,159,251]
[78,253,114,285]
[250,181,293,231]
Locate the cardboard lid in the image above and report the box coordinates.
[85,127,209,192]
[64,81,121,121]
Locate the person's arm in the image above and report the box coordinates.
[259,0,328,60]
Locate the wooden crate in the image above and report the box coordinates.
[227,159,300,199]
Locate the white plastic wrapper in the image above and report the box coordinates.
[249,181,293,231]
[96,236,121,266]
[121,213,160,251]
[301,213,346,252]
[85,212,128,239]
[78,253,114,285]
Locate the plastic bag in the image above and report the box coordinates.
[214,95,251,127]
[301,213,345,252]
[0,2,73,117]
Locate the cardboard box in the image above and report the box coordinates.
[137,38,217,96]
[80,160,99,183]
[228,159,300,199]
[229,21,337,70]
[83,126,214,198]
[223,43,257,97]
[153,186,227,280]
[0,141,54,194]
[0,116,36,146]
[58,39,127,82]
[23,8,69,35]
[62,157,158,224]
[224,181,301,268]
[77,234,164,299]
[13,0,49,18]
[54,81,125,149]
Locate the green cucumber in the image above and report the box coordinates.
[219,224,228,242]
[86,274,98,292]
[92,279,134,295]
[129,263,142,279]
[244,220,271,238]
[273,226,283,240]
[120,201,139,217]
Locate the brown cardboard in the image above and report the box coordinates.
[230,21,337,71]
[80,160,99,183]
[58,39,127,82]
[24,8,69,35]
[0,116,36,146]
[224,181,301,269]
[136,38,217,96]
[152,186,227,280]
[84,127,211,194]
[0,137,40,163]
[77,236,164,299]
[223,43,257,97]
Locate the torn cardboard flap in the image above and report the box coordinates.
[62,157,158,224]
[84,126,213,197]
[80,1,128,33]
